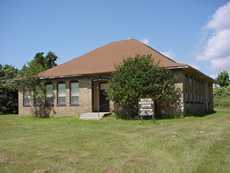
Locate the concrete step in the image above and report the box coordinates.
[80,112,110,120]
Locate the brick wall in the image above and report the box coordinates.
[18,77,92,116]
[18,71,213,117]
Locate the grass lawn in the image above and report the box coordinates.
[0,112,230,173]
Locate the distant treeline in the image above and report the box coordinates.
[0,51,58,114]
[214,71,230,111]
[214,86,230,111]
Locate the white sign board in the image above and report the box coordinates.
[138,98,154,117]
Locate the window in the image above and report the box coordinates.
[70,81,79,105]
[57,82,66,105]
[23,90,31,106]
[33,86,44,106]
[46,83,54,105]
[34,95,43,106]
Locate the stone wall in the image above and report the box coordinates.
[18,77,92,116]
[155,70,185,116]
[18,70,213,117]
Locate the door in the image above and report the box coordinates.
[99,83,110,112]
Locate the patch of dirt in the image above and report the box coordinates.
[103,167,120,173]
[67,155,79,164]
[0,153,8,163]
[32,168,49,173]
[123,156,147,166]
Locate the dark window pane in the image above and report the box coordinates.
[71,96,79,105]
[58,83,66,97]
[70,82,79,105]
[46,84,54,105]
[34,96,44,106]
[58,97,65,105]
[46,84,53,97]
[24,97,30,106]
[46,97,54,106]
[57,83,66,105]
[23,91,31,106]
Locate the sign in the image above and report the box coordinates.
[138,98,155,118]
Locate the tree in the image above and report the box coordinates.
[46,51,58,68]
[19,51,58,87]
[108,54,179,119]
[0,65,18,114]
[217,71,230,87]
[18,51,58,117]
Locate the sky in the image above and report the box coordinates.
[0,0,229,77]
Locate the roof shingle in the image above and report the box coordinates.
[38,39,186,78]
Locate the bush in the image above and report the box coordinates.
[214,86,230,110]
[214,86,230,97]
[108,54,179,119]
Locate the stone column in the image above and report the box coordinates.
[18,89,23,115]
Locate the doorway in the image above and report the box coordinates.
[92,81,110,112]
[99,82,110,112]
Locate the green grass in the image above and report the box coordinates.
[214,95,230,111]
[0,112,230,173]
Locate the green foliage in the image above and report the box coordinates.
[214,86,230,111]
[18,51,58,117]
[214,85,230,97]
[19,52,57,79]
[0,65,18,114]
[108,54,179,118]
[0,52,58,115]
[18,51,58,89]
[217,70,230,87]
[46,51,58,68]
[207,71,230,111]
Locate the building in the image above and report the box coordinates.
[18,39,214,116]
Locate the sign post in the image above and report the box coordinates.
[138,98,155,121]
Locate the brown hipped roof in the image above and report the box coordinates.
[38,39,213,81]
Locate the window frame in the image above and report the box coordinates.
[33,86,44,107]
[23,89,31,107]
[57,81,66,106]
[45,82,54,106]
[69,80,80,106]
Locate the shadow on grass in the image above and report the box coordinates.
[111,111,217,121]
[185,111,216,118]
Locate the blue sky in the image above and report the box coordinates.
[0,0,229,77]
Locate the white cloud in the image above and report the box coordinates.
[207,2,230,31]
[197,1,230,71]
[199,29,230,60]
[210,56,230,69]
[140,38,150,45]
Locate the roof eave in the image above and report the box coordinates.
[38,64,214,83]
[183,65,215,82]
[38,72,113,80]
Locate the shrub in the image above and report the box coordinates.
[108,54,179,119]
